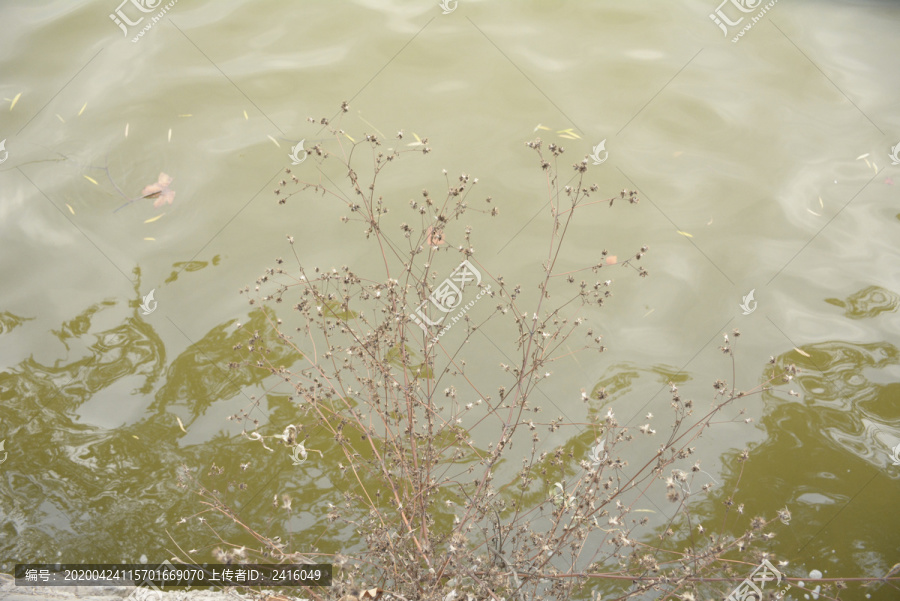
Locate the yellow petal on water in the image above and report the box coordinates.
[856,153,869,160]
[168,128,172,142]
[125,123,129,138]
[873,162,878,172]
[344,133,356,143]
[56,114,65,123]
[78,103,87,116]
[558,134,579,140]
[534,124,550,132]
[413,132,422,143]
[84,175,99,185]
[144,237,156,241]
[66,204,75,214]
[807,208,821,216]
[243,110,249,120]
[556,128,581,139]
[632,509,656,513]
[677,230,693,238]
[10,92,21,111]
[144,213,165,223]
[794,347,810,357]
[267,134,280,147]
[132,435,139,439]
[864,158,871,168]
[176,416,187,433]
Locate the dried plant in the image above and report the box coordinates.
[182,105,827,601]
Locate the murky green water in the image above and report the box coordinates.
[1,0,899,598]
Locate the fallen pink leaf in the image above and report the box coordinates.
[142,172,175,208]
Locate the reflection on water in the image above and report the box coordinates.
[825,285,900,320]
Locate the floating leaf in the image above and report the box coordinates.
[10,92,21,111]
[794,348,811,358]
[144,213,165,223]
[556,128,581,139]
[84,175,99,185]
[142,173,175,208]
[677,230,693,238]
